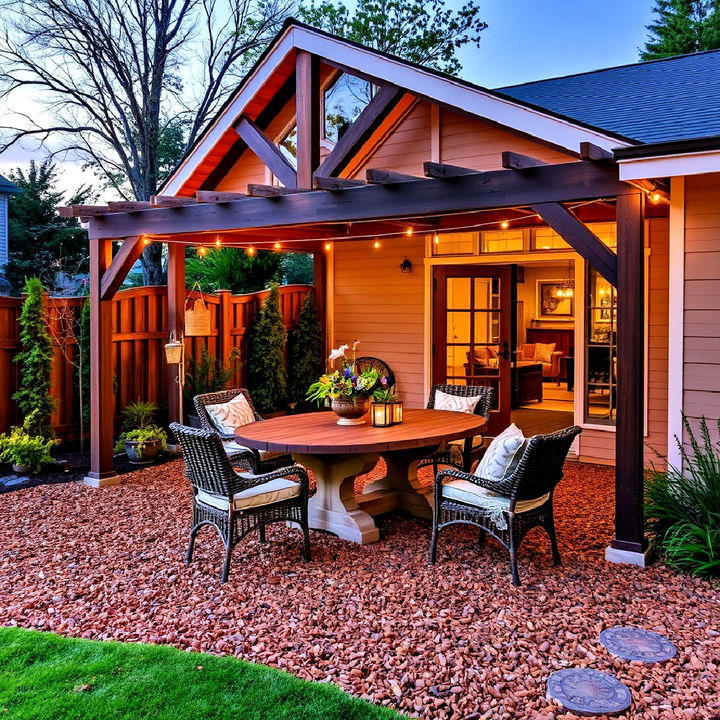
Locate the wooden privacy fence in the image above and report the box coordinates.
[0,284,314,439]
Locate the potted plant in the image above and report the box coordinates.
[184,343,241,427]
[114,401,168,465]
[306,341,379,425]
[0,412,55,473]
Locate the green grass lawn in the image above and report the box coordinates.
[0,627,404,720]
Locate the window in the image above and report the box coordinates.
[585,267,617,424]
[323,74,374,143]
[531,227,569,250]
[480,229,524,253]
[431,232,476,256]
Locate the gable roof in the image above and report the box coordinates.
[161,19,629,196]
[0,174,21,194]
[498,49,720,145]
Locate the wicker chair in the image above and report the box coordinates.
[355,356,395,388]
[171,423,311,583]
[418,385,494,473]
[429,425,581,586]
[193,389,293,473]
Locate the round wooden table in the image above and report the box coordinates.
[235,408,487,544]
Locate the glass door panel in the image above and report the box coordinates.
[434,266,513,435]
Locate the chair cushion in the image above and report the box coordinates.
[205,393,256,435]
[443,479,549,515]
[533,342,556,364]
[434,389,481,414]
[196,477,300,511]
[222,440,284,462]
[475,423,525,481]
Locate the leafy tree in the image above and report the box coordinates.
[6,160,90,294]
[299,0,486,76]
[287,292,324,405]
[185,248,284,294]
[13,277,56,439]
[281,253,314,285]
[642,0,720,59]
[0,0,291,285]
[248,284,287,412]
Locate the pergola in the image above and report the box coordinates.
[61,143,658,563]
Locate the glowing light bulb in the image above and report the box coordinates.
[197,246,208,258]
[324,242,332,251]
[274,241,281,250]
[246,246,256,256]
[373,240,381,249]
[500,220,509,230]
[215,237,221,248]
[405,227,413,236]
[649,192,662,204]
[433,233,440,245]
[142,235,150,246]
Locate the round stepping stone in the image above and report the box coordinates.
[547,668,632,716]
[600,626,677,664]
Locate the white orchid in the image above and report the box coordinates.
[328,344,349,363]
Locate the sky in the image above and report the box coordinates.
[0,0,657,194]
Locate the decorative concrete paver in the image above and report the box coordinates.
[547,668,632,716]
[599,626,677,664]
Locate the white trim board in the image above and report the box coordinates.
[162,23,630,196]
[618,150,720,180]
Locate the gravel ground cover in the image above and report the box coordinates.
[0,460,719,719]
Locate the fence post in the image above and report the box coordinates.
[216,289,233,365]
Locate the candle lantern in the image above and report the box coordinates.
[371,400,404,427]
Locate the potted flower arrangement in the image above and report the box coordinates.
[114,401,168,465]
[306,341,379,425]
[0,411,54,473]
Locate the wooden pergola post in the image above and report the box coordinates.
[607,191,649,565]
[84,237,119,486]
[167,241,185,429]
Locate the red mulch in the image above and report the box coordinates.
[1,461,718,720]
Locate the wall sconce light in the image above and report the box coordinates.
[400,258,412,273]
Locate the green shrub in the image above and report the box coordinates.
[114,426,168,455]
[247,283,287,413]
[645,416,720,578]
[114,401,167,454]
[0,412,54,472]
[184,342,241,404]
[13,277,55,439]
[287,292,324,406]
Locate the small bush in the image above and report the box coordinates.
[184,342,240,404]
[645,416,720,578]
[287,292,324,406]
[0,412,54,472]
[114,401,167,454]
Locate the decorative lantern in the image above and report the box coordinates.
[371,400,404,427]
[184,283,211,337]
[164,337,183,365]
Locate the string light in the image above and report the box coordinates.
[433,232,440,245]
[649,191,662,204]
[273,241,281,250]
[500,219,510,230]
[324,242,332,251]
[142,235,151,246]
[246,246,256,256]
[215,236,221,248]
[405,226,413,236]
[197,246,208,258]
[373,239,381,249]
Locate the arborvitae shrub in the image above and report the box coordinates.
[287,292,324,406]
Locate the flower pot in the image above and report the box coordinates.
[124,439,163,465]
[12,463,32,474]
[331,396,370,426]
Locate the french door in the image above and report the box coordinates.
[433,265,514,436]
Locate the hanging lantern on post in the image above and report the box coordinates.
[164,332,184,365]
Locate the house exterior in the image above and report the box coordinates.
[0,174,21,292]
[67,20,720,567]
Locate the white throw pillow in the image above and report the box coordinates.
[205,393,256,435]
[434,389,481,415]
[475,423,526,482]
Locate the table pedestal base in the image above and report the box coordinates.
[298,447,436,544]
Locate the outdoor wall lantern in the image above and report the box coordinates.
[400,258,413,273]
[371,400,404,427]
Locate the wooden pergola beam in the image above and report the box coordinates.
[58,205,110,218]
[107,201,152,212]
[531,202,618,287]
[295,50,321,188]
[152,195,197,207]
[423,161,477,178]
[196,190,247,203]
[502,151,548,170]
[315,84,406,178]
[100,236,145,301]
[247,184,312,197]
[366,168,423,184]
[89,161,635,240]
[580,141,614,163]
[314,176,365,190]
[235,116,297,189]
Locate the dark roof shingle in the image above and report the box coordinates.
[496,49,720,144]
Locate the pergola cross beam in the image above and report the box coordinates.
[235,116,297,188]
[100,236,145,301]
